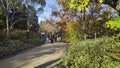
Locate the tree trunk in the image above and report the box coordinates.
[6,15,10,40]
[26,21,31,38]
[27,21,30,32]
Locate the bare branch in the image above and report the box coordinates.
[10,18,28,30]
[10,2,17,24]
[0,0,6,12]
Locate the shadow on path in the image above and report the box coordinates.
[34,58,60,68]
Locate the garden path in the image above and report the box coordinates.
[0,42,67,68]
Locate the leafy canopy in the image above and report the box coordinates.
[67,0,104,11]
[68,0,89,11]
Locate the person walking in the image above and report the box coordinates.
[50,34,54,43]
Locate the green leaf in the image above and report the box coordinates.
[77,6,82,11]
[105,17,120,30]
[68,0,90,11]
[69,3,75,8]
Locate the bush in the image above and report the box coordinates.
[106,17,120,31]
[63,22,83,44]
[0,40,32,58]
[21,38,44,45]
[0,38,44,58]
[0,30,26,40]
[59,37,120,68]
[10,30,26,39]
[0,30,6,40]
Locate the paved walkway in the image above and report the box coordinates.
[0,42,67,68]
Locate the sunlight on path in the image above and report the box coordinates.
[0,42,67,68]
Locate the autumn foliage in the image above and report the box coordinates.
[63,22,83,43]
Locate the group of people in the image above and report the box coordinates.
[42,32,61,43]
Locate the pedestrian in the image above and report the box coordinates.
[50,34,54,43]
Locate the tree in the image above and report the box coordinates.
[26,5,37,33]
[0,0,46,41]
[116,0,120,14]
[0,0,21,40]
[22,0,46,34]
[0,5,5,29]
[57,0,119,39]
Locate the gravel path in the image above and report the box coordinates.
[0,42,67,68]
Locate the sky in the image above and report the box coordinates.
[24,0,61,24]
[36,0,62,24]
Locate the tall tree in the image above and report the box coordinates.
[0,0,30,41]
[0,0,18,40]
[0,0,46,41]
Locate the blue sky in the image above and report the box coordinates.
[36,0,61,24]
[25,0,61,24]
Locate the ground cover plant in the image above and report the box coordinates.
[59,37,120,68]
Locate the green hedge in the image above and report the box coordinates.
[0,40,31,58]
[21,38,44,45]
[59,37,120,68]
[0,39,44,59]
